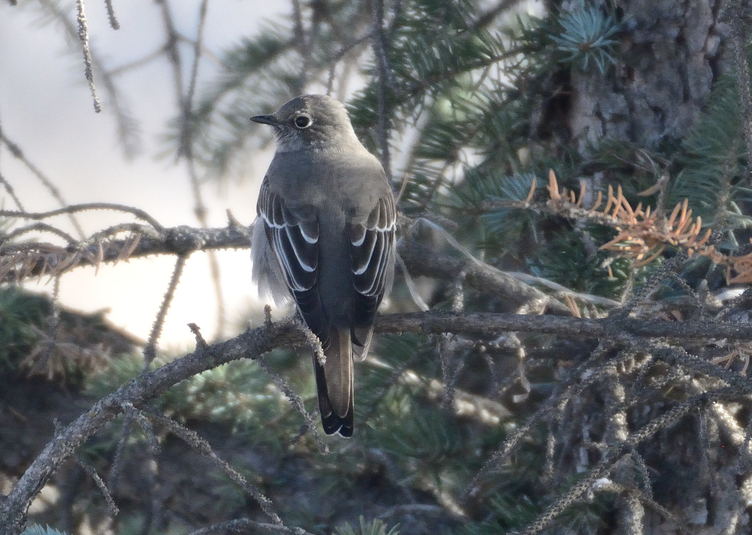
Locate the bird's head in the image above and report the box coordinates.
[251,94,358,152]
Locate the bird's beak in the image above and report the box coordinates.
[250,114,278,125]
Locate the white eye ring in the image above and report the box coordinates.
[294,113,312,129]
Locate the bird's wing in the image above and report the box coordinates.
[257,176,326,333]
[348,190,397,359]
[258,175,354,436]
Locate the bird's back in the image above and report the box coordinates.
[266,146,390,328]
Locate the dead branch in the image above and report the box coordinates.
[0,224,249,282]
[481,170,752,283]
[75,0,101,113]
[397,239,570,314]
[518,388,740,535]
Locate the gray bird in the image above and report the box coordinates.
[250,94,396,437]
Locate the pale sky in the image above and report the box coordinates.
[0,1,287,351]
[0,0,545,352]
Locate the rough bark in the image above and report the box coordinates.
[551,2,749,534]
[563,0,728,152]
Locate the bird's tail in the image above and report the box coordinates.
[313,327,354,437]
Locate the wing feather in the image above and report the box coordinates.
[257,177,319,294]
[351,193,396,302]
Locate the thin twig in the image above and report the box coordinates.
[132,406,287,527]
[371,0,392,181]
[2,222,78,245]
[0,132,86,238]
[0,118,25,210]
[107,46,167,76]
[0,172,25,212]
[104,0,119,30]
[76,455,119,517]
[291,0,309,93]
[106,416,133,491]
[38,0,140,155]
[143,255,187,365]
[75,0,102,112]
[169,0,226,340]
[257,356,329,454]
[0,203,163,231]
[188,322,209,349]
[185,0,208,122]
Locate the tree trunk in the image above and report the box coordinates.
[553,2,749,534]
[564,0,728,153]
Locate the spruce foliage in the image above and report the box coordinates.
[20,527,70,535]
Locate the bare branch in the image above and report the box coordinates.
[132,406,287,528]
[256,356,329,454]
[0,224,246,282]
[367,355,512,424]
[519,389,739,535]
[104,0,119,30]
[3,222,78,245]
[143,255,187,365]
[380,312,752,342]
[0,203,163,231]
[38,0,140,155]
[185,0,209,128]
[2,303,752,532]
[75,455,119,517]
[187,518,313,535]
[398,239,569,314]
[0,317,302,534]
[0,131,86,237]
[0,172,25,212]
[0,214,575,316]
[75,0,102,113]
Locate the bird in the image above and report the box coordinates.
[250,94,396,437]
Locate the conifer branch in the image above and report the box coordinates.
[75,0,101,113]
[483,171,752,283]
[4,309,752,533]
[0,208,573,314]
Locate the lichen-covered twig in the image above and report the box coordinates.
[143,255,187,365]
[75,0,102,112]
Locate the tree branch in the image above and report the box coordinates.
[378,312,752,341]
[3,308,752,532]
[398,240,570,314]
[0,224,249,282]
[0,318,302,535]
[2,220,571,314]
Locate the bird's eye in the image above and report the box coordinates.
[294,114,312,129]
